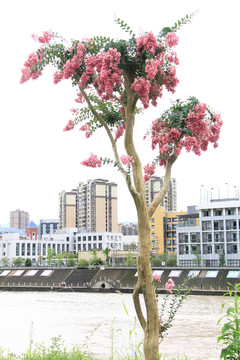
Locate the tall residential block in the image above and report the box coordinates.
[59,190,77,228]
[10,209,30,230]
[59,179,118,232]
[77,179,118,232]
[145,176,177,211]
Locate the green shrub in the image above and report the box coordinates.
[217,283,240,359]
[166,257,177,267]
[77,259,89,267]
[151,257,162,267]
[24,258,32,267]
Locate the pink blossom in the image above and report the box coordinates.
[115,123,125,139]
[136,32,159,55]
[81,154,102,168]
[32,31,54,44]
[84,48,122,100]
[143,163,155,182]
[31,69,42,80]
[167,51,179,65]
[75,92,84,104]
[24,52,39,67]
[63,120,75,131]
[53,71,64,84]
[120,155,134,167]
[153,272,161,283]
[165,32,179,47]
[131,77,151,108]
[20,67,31,84]
[165,278,175,294]
[79,124,92,138]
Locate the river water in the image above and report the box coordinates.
[0,291,228,359]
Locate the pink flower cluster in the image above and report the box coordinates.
[79,123,92,138]
[20,51,43,84]
[83,48,122,99]
[131,32,180,108]
[62,43,86,80]
[32,31,54,44]
[143,163,155,182]
[153,271,161,283]
[115,123,125,139]
[81,153,102,168]
[63,120,75,131]
[165,278,175,294]
[120,155,134,167]
[164,32,179,47]
[136,32,159,56]
[131,78,151,109]
[151,103,223,167]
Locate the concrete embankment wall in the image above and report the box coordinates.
[0,267,240,294]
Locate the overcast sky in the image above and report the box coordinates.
[0,0,239,226]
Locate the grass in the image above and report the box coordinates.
[0,336,199,360]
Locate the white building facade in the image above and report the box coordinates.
[177,194,240,267]
[0,227,123,264]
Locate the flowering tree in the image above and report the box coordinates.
[20,16,222,359]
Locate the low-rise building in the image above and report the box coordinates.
[177,186,240,267]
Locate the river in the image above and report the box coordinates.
[0,291,228,359]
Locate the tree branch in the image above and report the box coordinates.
[79,87,137,198]
[133,278,146,331]
[148,153,178,219]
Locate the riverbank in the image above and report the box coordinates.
[0,267,239,295]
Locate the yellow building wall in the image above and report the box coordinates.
[150,208,188,256]
[149,206,165,256]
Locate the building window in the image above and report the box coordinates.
[226,208,236,216]
[226,231,237,242]
[203,232,212,242]
[214,220,224,231]
[202,209,211,217]
[179,233,188,243]
[151,218,155,223]
[27,243,30,256]
[16,243,20,256]
[227,244,238,254]
[213,209,223,216]
[202,221,212,231]
[214,232,224,242]
[226,220,237,230]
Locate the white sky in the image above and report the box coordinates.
[0,0,239,226]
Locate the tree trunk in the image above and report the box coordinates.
[134,206,160,360]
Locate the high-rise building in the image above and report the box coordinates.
[10,209,30,230]
[76,179,118,232]
[59,179,118,232]
[145,176,177,211]
[59,190,77,228]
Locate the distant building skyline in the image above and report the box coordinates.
[10,209,30,230]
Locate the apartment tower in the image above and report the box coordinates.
[59,190,77,228]
[10,209,30,230]
[59,179,118,232]
[77,179,118,232]
[145,176,177,211]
